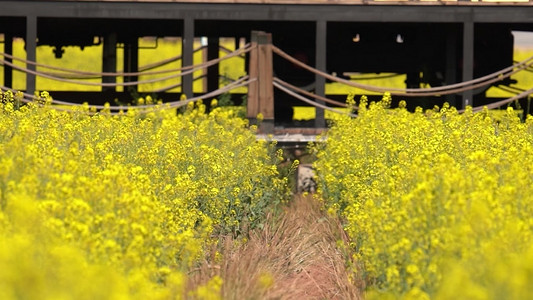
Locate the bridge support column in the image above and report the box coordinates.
[182,18,194,99]
[25,15,37,95]
[4,33,12,88]
[445,28,457,107]
[462,21,474,109]
[247,31,274,133]
[123,37,139,93]
[207,37,219,92]
[102,32,117,92]
[315,20,327,128]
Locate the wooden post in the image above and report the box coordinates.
[258,32,274,133]
[26,16,37,95]
[247,31,274,133]
[247,31,260,121]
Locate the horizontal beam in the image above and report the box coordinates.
[0,2,531,23]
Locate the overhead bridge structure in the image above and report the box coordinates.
[0,0,532,128]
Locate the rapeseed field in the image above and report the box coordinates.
[315,94,533,299]
[0,91,288,299]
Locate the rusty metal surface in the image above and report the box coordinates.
[1,1,531,23]
[29,0,533,6]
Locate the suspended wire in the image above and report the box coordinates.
[1,45,209,80]
[3,40,532,117]
[0,44,253,87]
[138,45,206,72]
[0,45,206,77]
[0,59,191,87]
[273,81,357,118]
[494,85,528,94]
[274,76,532,117]
[152,73,241,93]
[219,45,246,59]
[459,86,533,113]
[343,72,403,80]
[273,77,353,109]
[272,45,533,96]
[0,43,251,78]
[0,75,253,112]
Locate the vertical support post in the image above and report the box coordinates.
[462,21,474,108]
[123,37,139,93]
[445,27,457,107]
[102,32,117,92]
[247,31,259,121]
[4,33,13,88]
[26,15,37,95]
[247,31,274,133]
[182,17,194,99]
[207,37,219,92]
[258,32,274,133]
[315,20,327,128]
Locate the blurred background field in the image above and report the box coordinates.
[1,33,532,121]
[0,37,247,94]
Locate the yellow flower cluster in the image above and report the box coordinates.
[315,95,533,299]
[0,91,288,299]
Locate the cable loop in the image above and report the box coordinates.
[272,45,533,96]
[0,75,253,112]
[273,80,358,117]
[0,43,253,87]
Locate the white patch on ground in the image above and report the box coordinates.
[297,164,316,193]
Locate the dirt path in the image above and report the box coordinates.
[190,194,362,299]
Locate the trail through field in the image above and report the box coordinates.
[189,194,361,299]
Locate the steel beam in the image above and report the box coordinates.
[123,38,139,93]
[182,17,194,99]
[207,37,219,92]
[4,33,12,88]
[315,20,326,128]
[102,32,117,92]
[462,21,474,108]
[445,28,457,107]
[25,15,36,95]
[0,2,531,23]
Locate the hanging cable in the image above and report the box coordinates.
[272,45,533,96]
[458,86,533,113]
[0,43,251,78]
[273,81,357,117]
[273,77,354,109]
[0,75,253,111]
[0,44,253,87]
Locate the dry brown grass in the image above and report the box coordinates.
[187,194,362,299]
